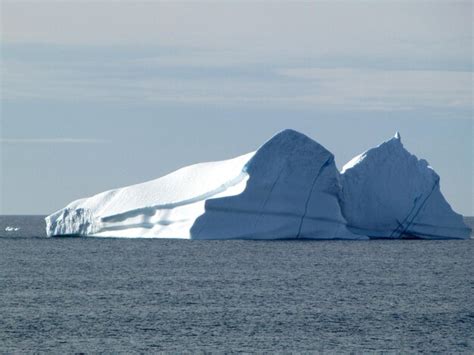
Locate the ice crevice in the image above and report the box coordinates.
[390,179,439,238]
[296,157,332,239]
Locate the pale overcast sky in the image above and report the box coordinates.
[1,1,472,215]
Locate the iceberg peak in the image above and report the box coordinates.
[341,133,405,175]
[341,134,470,239]
[386,132,403,148]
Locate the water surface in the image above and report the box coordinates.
[1,215,473,352]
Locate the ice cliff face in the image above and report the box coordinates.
[190,129,360,240]
[46,129,362,240]
[340,133,471,239]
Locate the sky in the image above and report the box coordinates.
[0,0,472,216]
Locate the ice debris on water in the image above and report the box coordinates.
[5,226,20,232]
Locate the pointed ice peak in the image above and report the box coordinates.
[386,131,403,148]
[342,131,405,174]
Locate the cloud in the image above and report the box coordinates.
[2,52,471,114]
[2,1,470,64]
[0,138,109,144]
[1,0,471,115]
[276,67,473,111]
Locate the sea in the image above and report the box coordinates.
[1,215,473,353]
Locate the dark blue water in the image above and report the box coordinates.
[1,216,473,353]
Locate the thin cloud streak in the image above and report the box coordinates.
[3,58,471,114]
[0,138,110,144]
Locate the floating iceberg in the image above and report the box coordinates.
[340,132,471,239]
[46,129,470,240]
[46,129,363,240]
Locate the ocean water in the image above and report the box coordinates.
[1,216,473,353]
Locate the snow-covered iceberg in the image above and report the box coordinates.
[340,132,471,239]
[46,129,363,240]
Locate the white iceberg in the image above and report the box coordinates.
[46,129,362,240]
[340,132,471,239]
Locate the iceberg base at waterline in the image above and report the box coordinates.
[46,129,471,240]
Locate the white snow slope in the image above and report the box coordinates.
[46,129,363,239]
[340,133,471,239]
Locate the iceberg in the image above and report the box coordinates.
[46,129,470,240]
[340,132,471,239]
[46,129,363,240]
